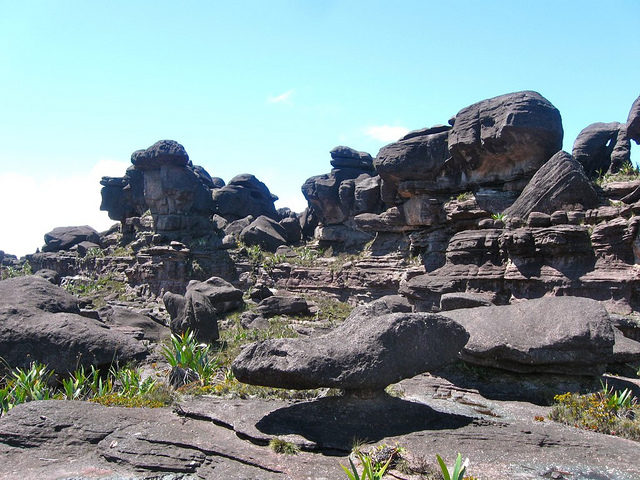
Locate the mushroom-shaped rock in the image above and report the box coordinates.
[232,312,469,392]
[330,146,374,170]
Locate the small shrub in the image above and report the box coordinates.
[491,212,506,221]
[549,385,640,441]
[456,191,473,202]
[0,261,32,280]
[269,437,300,455]
[85,247,105,259]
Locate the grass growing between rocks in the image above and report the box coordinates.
[549,383,640,441]
[0,362,173,415]
[269,437,300,455]
[0,260,32,280]
[62,273,129,308]
[594,161,640,186]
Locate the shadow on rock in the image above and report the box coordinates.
[255,394,473,453]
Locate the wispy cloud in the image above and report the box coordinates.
[267,89,294,104]
[364,125,410,142]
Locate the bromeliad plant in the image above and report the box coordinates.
[161,330,220,385]
[436,453,468,480]
[341,451,392,480]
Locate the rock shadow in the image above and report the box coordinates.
[255,393,473,453]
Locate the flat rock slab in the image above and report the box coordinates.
[232,312,469,391]
[2,375,640,480]
[443,296,615,375]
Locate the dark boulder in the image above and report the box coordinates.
[43,226,100,252]
[256,296,310,317]
[329,146,374,170]
[0,276,147,372]
[504,151,599,219]
[374,126,450,204]
[240,216,288,252]
[131,139,189,169]
[572,122,630,177]
[345,295,412,321]
[627,95,640,144]
[224,215,254,236]
[163,277,244,342]
[232,312,469,392]
[33,269,61,285]
[299,207,319,240]
[278,217,302,244]
[443,297,614,375]
[212,174,278,221]
[448,91,563,191]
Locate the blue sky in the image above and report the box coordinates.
[1,1,639,256]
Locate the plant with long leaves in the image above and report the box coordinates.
[161,330,219,384]
[341,451,392,480]
[436,453,468,480]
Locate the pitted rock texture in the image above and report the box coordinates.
[232,312,469,391]
[443,296,614,375]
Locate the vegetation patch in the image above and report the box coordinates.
[549,383,640,441]
[269,437,300,455]
[62,273,128,307]
[0,362,171,415]
[0,260,32,280]
[595,161,640,186]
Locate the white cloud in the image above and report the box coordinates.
[364,125,410,142]
[0,159,129,257]
[267,89,294,104]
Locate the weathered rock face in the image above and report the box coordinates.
[443,297,614,375]
[572,122,631,177]
[447,91,563,191]
[504,151,599,219]
[101,140,217,239]
[42,226,100,252]
[255,296,310,317]
[626,95,640,144]
[374,126,451,204]
[232,312,469,392]
[212,174,278,221]
[0,276,147,372]
[163,276,244,342]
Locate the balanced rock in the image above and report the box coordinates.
[42,226,100,252]
[232,312,469,392]
[163,276,244,342]
[0,276,147,372]
[504,151,598,219]
[330,146,374,170]
[443,297,614,375]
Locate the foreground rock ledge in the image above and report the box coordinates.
[232,312,469,391]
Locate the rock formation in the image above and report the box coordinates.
[232,312,469,392]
